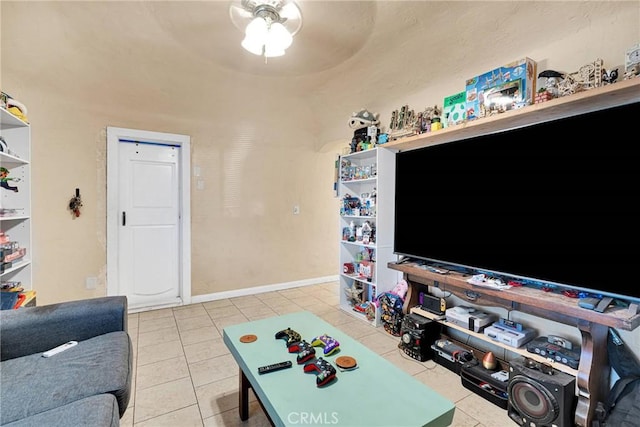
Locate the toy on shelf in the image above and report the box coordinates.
[624,64,640,80]
[340,191,376,219]
[0,167,20,193]
[364,301,376,322]
[341,194,361,218]
[0,137,8,154]
[418,105,443,133]
[388,103,443,140]
[353,301,370,314]
[357,260,374,282]
[340,158,377,182]
[388,105,416,140]
[624,43,640,79]
[465,57,536,120]
[344,281,364,306]
[556,58,606,96]
[536,69,564,102]
[538,59,617,98]
[348,108,379,130]
[361,220,373,244]
[601,68,619,85]
[0,91,29,123]
[443,92,467,128]
[348,108,379,153]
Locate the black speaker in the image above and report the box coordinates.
[507,359,576,427]
[398,313,441,361]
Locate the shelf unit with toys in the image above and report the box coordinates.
[1,105,33,308]
[337,146,400,326]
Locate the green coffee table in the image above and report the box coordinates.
[223,310,455,427]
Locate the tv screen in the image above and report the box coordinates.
[394,101,640,303]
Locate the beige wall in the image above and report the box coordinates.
[1,2,638,351]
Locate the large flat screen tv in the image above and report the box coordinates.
[394,101,640,304]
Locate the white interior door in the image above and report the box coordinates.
[119,141,179,307]
[107,127,191,312]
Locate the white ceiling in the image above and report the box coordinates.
[2,1,634,148]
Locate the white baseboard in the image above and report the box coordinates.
[189,275,338,304]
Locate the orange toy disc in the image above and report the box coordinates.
[335,356,357,369]
[239,334,258,343]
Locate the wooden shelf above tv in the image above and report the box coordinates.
[383,77,640,153]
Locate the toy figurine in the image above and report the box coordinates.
[0,167,20,192]
[348,108,379,130]
[344,284,364,307]
[555,58,605,96]
[419,105,442,133]
[538,70,564,98]
[624,64,640,80]
[602,68,618,85]
[348,109,380,153]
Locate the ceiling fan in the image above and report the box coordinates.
[229,0,303,39]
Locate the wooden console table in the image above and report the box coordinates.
[388,260,640,427]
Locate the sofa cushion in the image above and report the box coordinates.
[0,331,132,424]
[1,296,128,362]
[2,394,119,427]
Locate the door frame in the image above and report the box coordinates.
[106,126,191,309]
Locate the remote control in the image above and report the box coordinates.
[42,341,78,358]
[258,360,293,374]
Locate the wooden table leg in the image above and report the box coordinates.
[237,367,276,426]
[239,368,250,421]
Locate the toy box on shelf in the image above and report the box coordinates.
[465,57,537,120]
[442,91,466,128]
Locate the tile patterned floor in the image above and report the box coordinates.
[121,281,514,426]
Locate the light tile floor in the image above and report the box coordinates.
[121,281,514,427]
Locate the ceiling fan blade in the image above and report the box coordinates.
[229,3,253,20]
[280,2,301,21]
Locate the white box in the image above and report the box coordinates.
[445,306,496,332]
[484,323,537,348]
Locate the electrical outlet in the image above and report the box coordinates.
[293,205,300,215]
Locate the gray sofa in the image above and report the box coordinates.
[0,296,133,426]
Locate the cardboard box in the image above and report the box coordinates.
[442,91,467,128]
[465,58,537,120]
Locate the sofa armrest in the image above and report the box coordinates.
[0,296,128,361]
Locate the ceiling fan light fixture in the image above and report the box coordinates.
[267,22,293,50]
[230,0,302,59]
[241,36,265,56]
[245,16,269,38]
[264,46,285,58]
